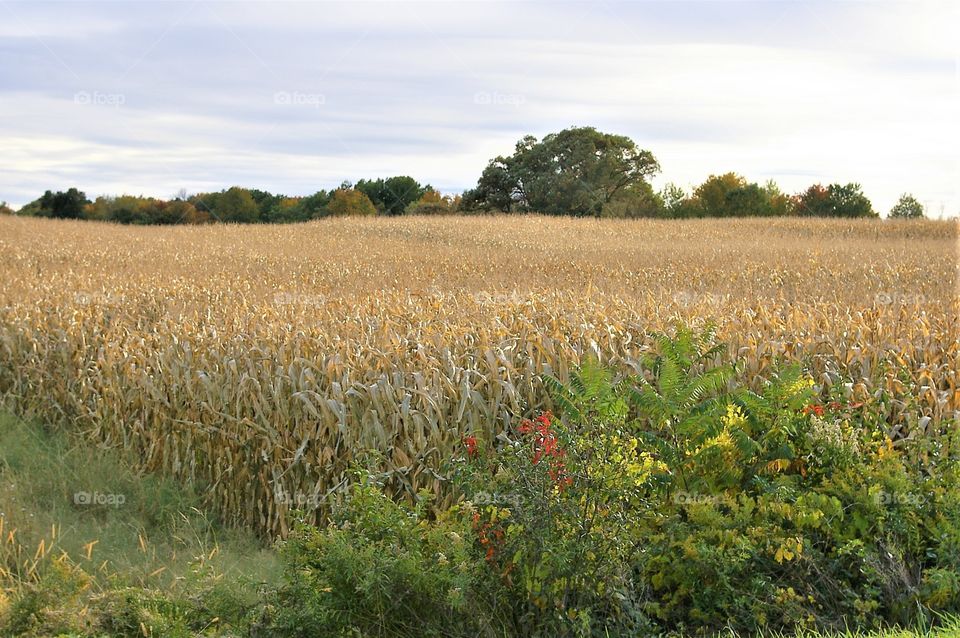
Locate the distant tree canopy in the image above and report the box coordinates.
[404,189,461,216]
[214,187,260,223]
[598,181,663,219]
[661,174,796,218]
[462,127,660,217]
[796,183,876,218]
[326,188,378,217]
[20,188,91,219]
[5,127,909,224]
[889,193,925,219]
[0,201,13,215]
[356,176,429,216]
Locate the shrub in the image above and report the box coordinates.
[454,398,654,634]
[889,194,925,219]
[265,476,499,637]
[468,327,960,634]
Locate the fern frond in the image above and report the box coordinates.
[657,355,682,402]
[543,374,582,421]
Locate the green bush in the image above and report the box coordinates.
[265,476,501,637]
[454,373,655,635]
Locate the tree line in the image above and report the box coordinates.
[4,179,461,225]
[2,127,927,223]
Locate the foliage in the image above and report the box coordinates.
[797,183,877,218]
[295,189,333,220]
[265,477,498,637]
[454,329,960,634]
[357,176,429,215]
[258,326,960,635]
[404,189,461,215]
[213,186,261,223]
[889,194,925,219]
[5,405,956,638]
[8,126,900,223]
[23,188,90,219]
[762,180,797,216]
[600,180,664,218]
[454,400,653,634]
[659,183,688,217]
[566,335,956,633]
[692,173,751,217]
[84,194,211,224]
[325,187,378,217]
[668,174,798,218]
[462,126,661,216]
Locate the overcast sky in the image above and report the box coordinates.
[1,0,957,216]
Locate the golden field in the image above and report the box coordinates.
[0,215,957,537]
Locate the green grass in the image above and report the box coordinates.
[758,619,960,637]
[680,617,960,637]
[0,411,281,636]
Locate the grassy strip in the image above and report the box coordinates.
[0,411,279,636]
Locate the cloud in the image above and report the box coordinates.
[0,0,956,216]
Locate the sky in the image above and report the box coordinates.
[0,0,957,216]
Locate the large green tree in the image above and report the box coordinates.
[462,127,660,217]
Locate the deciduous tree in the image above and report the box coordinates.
[889,193,924,219]
[326,188,377,217]
[35,188,89,219]
[356,176,426,215]
[214,187,261,223]
[463,127,660,216]
[797,183,875,218]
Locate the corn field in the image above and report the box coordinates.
[0,215,957,537]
